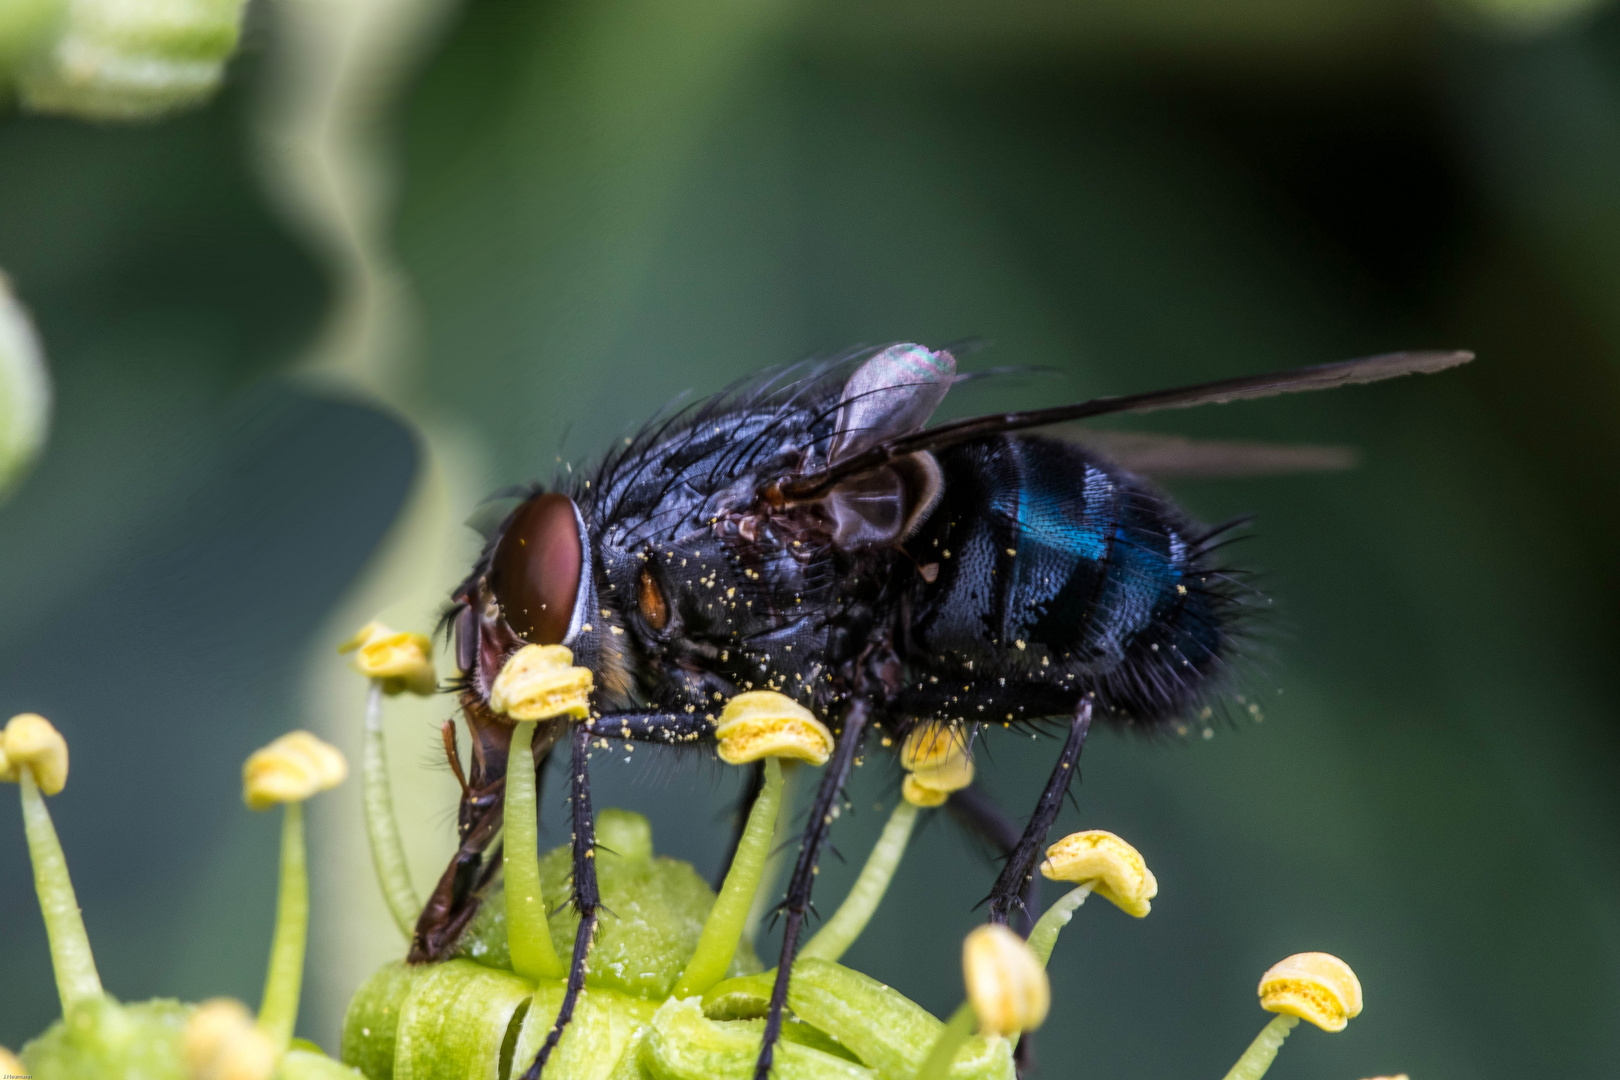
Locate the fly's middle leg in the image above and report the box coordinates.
[752,697,872,1080]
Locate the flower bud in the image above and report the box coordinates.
[0,275,51,502]
[714,691,833,766]
[338,621,436,696]
[488,644,592,721]
[899,722,973,806]
[962,923,1049,1036]
[184,998,278,1080]
[1040,829,1156,917]
[243,731,348,811]
[18,0,247,120]
[1,713,68,795]
[1258,952,1363,1032]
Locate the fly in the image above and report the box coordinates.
[414,343,1473,1079]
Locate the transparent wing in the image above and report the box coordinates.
[781,350,1471,500]
[1063,429,1358,478]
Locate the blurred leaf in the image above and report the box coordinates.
[0,274,50,501]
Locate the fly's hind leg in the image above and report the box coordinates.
[985,698,1093,926]
[752,697,873,1080]
[516,722,600,1079]
[947,785,1040,936]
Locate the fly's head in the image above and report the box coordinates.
[449,491,634,712]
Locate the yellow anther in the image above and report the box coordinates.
[184,998,279,1080]
[1,713,68,795]
[489,644,593,721]
[714,691,833,766]
[1040,829,1157,918]
[899,722,974,806]
[242,731,348,811]
[962,923,1050,1036]
[1258,952,1363,1033]
[901,774,949,807]
[338,621,436,696]
[0,1046,23,1077]
[899,722,963,770]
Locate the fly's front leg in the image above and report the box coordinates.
[753,697,872,1080]
[517,722,599,1079]
[985,698,1092,926]
[581,711,714,745]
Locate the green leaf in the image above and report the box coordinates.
[508,983,659,1080]
[392,960,533,1080]
[782,959,1012,1080]
[279,1047,365,1080]
[640,998,872,1080]
[701,962,1013,1080]
[0,276,50,503]
[20,996,190,1080]
[457,810,762,999]
[341,960,419,1080]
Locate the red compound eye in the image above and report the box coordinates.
[489,492,584,645]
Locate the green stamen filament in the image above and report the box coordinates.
[504,719,564,981]
[1221,1014,1299,1080]
[1025,882,1095,967]
[801,798,918,963]
[19,768,102,1012]
[362,680,422,937]
[914,1001,974,1080]
[258,800,308,1048]
[672,757,784,998]
[744,763,796,945]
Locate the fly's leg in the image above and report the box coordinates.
[753,697,872,1080]
[517,722,599,1079]
[985,698,1092,926]
[581,712,713,744]
[948,783,1043,1075]
[715,761,766,890]
[411,719,553,963]
[947,785,1040,936]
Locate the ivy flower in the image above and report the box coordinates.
[338,621,437,697]
[713,690,834,765]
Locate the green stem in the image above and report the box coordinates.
[19,769,102,1012]
[914,1001,974,1080]
[744,763,797,945]
[1220,1014,1299,1080]
[504,719,563,981]
[1025,883,1094,966]
[801,798,919,963]
[362,680,421,937]
[672,757,784,998]
[258,801,308,1048]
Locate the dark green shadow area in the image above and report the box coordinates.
[0,75,420,1045]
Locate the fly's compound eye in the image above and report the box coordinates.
[637,566,669,632]
[489,492,589,646]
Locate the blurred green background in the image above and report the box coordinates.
[3,1,1619,1078]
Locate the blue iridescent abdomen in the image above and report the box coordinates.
[900,435,1233,727]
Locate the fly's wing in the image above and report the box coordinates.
[781,349,1472,501]
[818,343,955,549]
[1062,429,1358,477]
[828,343,956,460]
